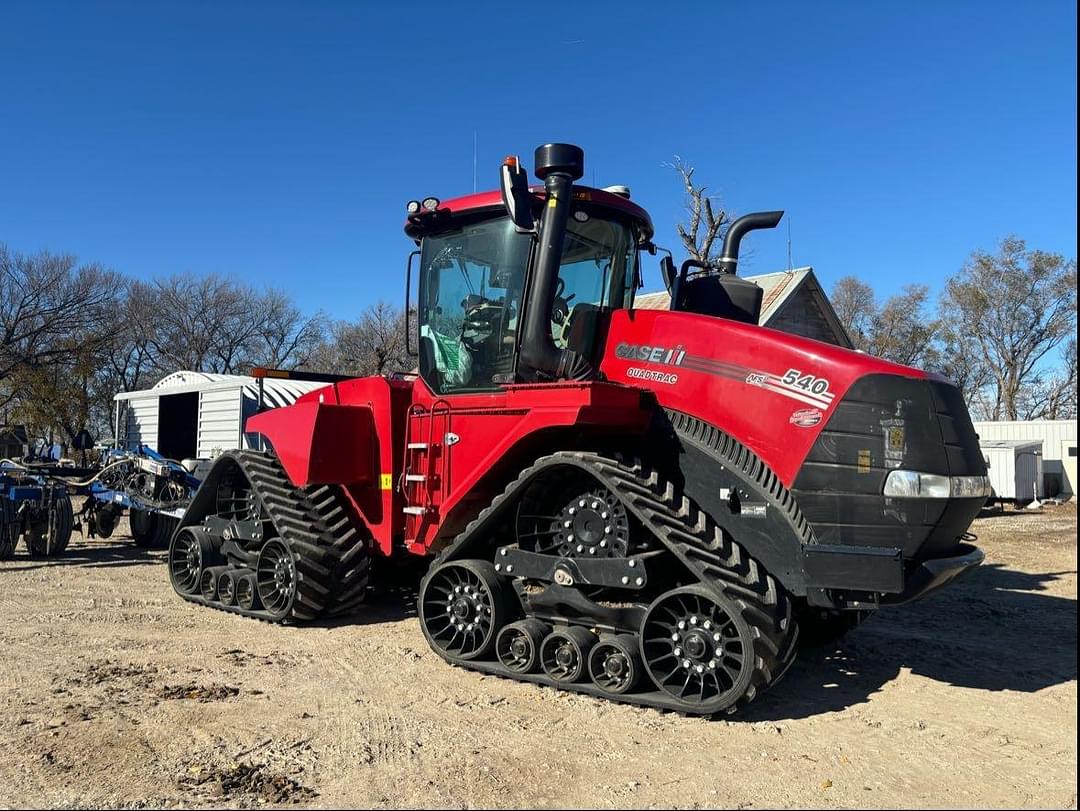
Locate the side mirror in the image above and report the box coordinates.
[500,157,535,233]
[659,255,677,293]
[404,249,420,356]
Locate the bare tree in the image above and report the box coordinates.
[0,244,125,408]
[1018,338,1077,420]
[869,284,939,367]
[935,319,995,419]
[251,290,326,370]
[666,157,730,263]
[831,277,939,366]
[942,237,1076,420]
[306,302,410,376]
[144,274,324,375]
[831,276,876,349]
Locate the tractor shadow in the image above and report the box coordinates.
[0,536,163,572]
[314,559,424,628]
[743,562,1078,722]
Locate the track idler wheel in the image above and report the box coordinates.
[588,634,641,695]
[169,527,217,595]
[256,539,299,621]
[640,585,755,714]
[420,560,508,662]
[540,627,596,683]
[496,619,551,673]
[235,572,261,611]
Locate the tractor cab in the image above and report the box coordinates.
[404,146,653,394]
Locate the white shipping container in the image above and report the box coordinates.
[981,439,1044,503]
[973,420,1077,497]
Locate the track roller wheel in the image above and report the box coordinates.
[496,619,551,673]
[588,634,641,695]
[217,568,249,607]
[256,539,299,621]
[201,565,228,601]
[640,585,761,714]
[130,508,157,548]
[419,560,508,661]
[540,627,596,683]
[169,527,216,595]
[235,573,261,611]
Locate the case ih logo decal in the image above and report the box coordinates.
[615,343,835,412]
[614,343,687,366]
[789,408,824,428]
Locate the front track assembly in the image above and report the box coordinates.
[167,450,370,623]
[419,452,799,716]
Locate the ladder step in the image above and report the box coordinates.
[402,506,426,516]
[405,474,426,483]
[407,442,428,450]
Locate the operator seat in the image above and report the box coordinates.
[562,302,604,357]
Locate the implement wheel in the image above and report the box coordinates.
[0,499,18,560]
[26,490,74,557]
[130,508,157,548]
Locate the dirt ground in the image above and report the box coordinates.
[1,503,1075,809]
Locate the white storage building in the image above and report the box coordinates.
[980,439,1044,503]
[114,372,328,461]
[973,420,1077,499]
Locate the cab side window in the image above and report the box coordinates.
[552,214,636,352]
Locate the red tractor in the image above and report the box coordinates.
[168,144,989,714]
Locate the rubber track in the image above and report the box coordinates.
[174,450,369,623]
[424,451,799,715]
[664,408,815,544]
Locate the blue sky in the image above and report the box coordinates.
[1,1,1075,320]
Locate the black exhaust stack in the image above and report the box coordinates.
[671,210,784,325]
[518,143,593,381]
[714,210,784,275]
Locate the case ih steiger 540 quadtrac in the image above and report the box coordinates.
[168,144,990,715]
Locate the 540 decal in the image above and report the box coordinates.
[780,369,832,397]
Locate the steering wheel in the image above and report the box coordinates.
[552,278,576,326]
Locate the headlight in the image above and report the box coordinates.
[951,475,992,499]
[883,470,989,499]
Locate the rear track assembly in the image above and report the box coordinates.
[168,450,370,623]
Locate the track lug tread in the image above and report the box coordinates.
[171,450,370,624]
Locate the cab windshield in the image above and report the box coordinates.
[418,212,638,394]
